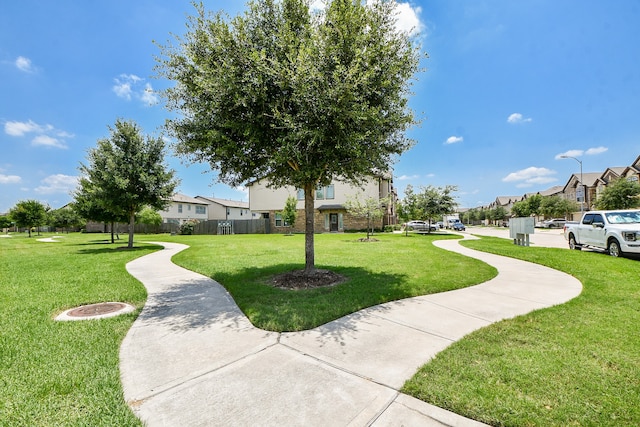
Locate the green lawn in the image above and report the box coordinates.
[159,232,497,331]
[0,233,154,427]
[5,231,637,426]
[0,231,495,425]
[403,236,640,427]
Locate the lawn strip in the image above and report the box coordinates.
[403,236,640,427]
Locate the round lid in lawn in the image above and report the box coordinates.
[55,302,135,321]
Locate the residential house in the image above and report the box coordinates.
[620,154,640,184]
[247,175,397,232]
[160,193,209,224]
[194,196,258,220]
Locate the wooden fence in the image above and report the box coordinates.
[192,219,270,235]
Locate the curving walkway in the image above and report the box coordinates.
[120,235,582,426]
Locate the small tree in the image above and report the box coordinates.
[510,200,529,217]
[398,184,424,236]
[0,215,13,233]
[344,195,388,240]
[73,187,127,243]
[419,185,457,233]
[281,196,298,235]
[595,178,640,210]
[9,200,49,237]
[136,207,164,233]
[540,195,579,218]
[493,206,507,225]
[78,119,178,248]
[48,207,84,233]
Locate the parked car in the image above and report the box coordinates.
[452,222,466,231]
[404,220,438,232]
[536,218,567,228]
[563,209,640,257]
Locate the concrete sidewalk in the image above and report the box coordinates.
[120,236,582,426]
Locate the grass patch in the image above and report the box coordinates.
[403,236,640,427]
[0,233,155,427]
[160,232,497,331]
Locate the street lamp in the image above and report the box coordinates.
[560,155,584,212]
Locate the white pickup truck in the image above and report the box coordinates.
[563,209,640,257]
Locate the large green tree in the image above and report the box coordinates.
[8,200,49,237]
[48,206,84,233]
[157,0,421,273]
[595,178,640,210]
[77,119,178,248]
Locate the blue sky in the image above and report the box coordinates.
[1,0,639,213]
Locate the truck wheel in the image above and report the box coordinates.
[568,234,581,250]
[608,239,622,257]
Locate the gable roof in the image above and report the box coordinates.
[170,193,209,205]
[196,196,249,209]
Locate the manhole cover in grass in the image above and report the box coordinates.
[56,302,135,321]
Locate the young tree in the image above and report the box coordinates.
[157,0,421,274]
[48,206,84,233]
[0,215,12,233]
[540,195,579,219]
[510,200,530,217]
[78,119,178,248]
[136,206,164,233]
[344,195,388,240]
[595,178,640,210]
[397,184,424,236]
[419,185,457,233]
[281,196,298,236]
[9,200,49,237]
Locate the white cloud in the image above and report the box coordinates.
[32,135,67,149]
[4,120,73,149]
[34,174,78,195]
[394,2,424,35]
[503,167,557,185]
[141,83,159,105]
[397,174,420,180]
[113,74,158,106]
[4,120,46,136]
[555,146,608,160]
[445,135,463,144]
[586,146,608,155]
[507,113,532,124]
[15,56,35,73]
[314,1,424,35]
[0,174,22,184]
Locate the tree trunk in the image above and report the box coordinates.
[304,182,315,274]
[110,222,115,244]
[128,212,135,248]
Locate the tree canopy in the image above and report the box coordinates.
[344,195,388,240]
[9,200,49,237]
[398,184,457,233]
[77,119,178,248]
[157,0,422,272]
[594,178,640,210]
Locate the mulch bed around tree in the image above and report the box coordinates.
[270,269,347,290]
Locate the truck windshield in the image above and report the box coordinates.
[604,211,640,224]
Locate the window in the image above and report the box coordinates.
[325,184,335,199]
[297,189,304,200]
[262,212,270,219]
[314,185,335,200]
[195,205,206,215]
[275,213,290,227]
[178,204,183,213]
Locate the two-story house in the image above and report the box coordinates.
[194,196,258,220]
[247,175,397,233]
[160,193,209,224]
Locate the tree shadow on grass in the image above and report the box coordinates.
[76,244,160,255]
[211,264,412,332]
